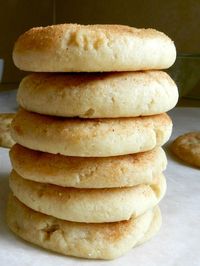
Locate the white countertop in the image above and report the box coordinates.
[0,90,200,266]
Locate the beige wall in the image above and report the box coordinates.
[0,0,200,86]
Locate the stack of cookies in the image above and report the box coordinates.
[7,24,178,260]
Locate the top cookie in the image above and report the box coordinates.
[13,24,176,72]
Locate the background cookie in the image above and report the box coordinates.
[0,113,15,148]
[171,132,200,168]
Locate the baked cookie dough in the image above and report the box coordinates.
[171,132,200,168]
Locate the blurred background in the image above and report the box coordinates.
[0,0,200,104]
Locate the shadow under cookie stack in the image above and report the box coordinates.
[7,24,178,260]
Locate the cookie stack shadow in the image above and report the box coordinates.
[7,24,178,260]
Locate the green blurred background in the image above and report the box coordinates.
[0,0,199,103]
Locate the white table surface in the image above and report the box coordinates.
[0,90,200,266]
